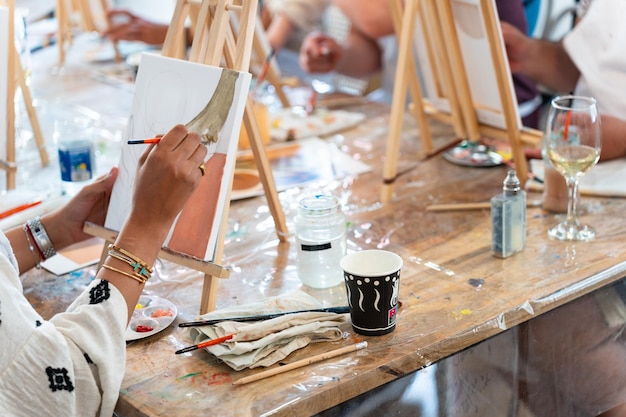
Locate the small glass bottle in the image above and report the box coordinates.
[294,195,347,288]
[491,170,526,258]
[55,118,96,196]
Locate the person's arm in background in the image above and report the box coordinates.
[266,13,297,50]
[596,114,626,161]
[102,9,194,46]
[501,21,580,94]
[334,0,394,38]
[299,27,382,78]
[264,0,331,51]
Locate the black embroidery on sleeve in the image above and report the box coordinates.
[89,280,111,305]
[46,367,75,392]
[84,353,94,365]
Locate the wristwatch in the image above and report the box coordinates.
[26,217,56,260]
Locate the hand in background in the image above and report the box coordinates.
[102,9,169,45]
[299,31,342,74]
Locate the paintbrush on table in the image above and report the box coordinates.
[175,334,234,354]
[178,306,350,327]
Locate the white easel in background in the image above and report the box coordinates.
[1,0,49,190]
[381,0,542,203]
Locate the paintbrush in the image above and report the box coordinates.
[253,47,275,93]
[178,306,350,327]
[175,334,234,354]
[232,341,368,385]
[426,199,542,212]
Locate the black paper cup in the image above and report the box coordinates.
[340,250,403,336]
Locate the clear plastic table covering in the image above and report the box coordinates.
[16,34,626,417]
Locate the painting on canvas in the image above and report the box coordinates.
[0,7,8,162]
[105,53,251,261]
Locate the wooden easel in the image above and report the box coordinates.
[1,0,49,190]
[87,0,288,314]
[161,0,288,243]
[55,0,114,65]
[381,0,542,203]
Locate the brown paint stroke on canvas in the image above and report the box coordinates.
[167,69,240,258]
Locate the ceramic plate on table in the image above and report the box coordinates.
[125,295,177,341]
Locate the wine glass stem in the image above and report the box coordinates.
[566,176,580,227]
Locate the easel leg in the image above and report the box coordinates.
[15,50,49,166]
[381,0,419,203]
[243,97,288,242]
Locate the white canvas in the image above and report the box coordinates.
[0,7,8,162]
[411,4,453,114]
[449,0,522,130]
[105,53,251,262]
[410,0,522,131]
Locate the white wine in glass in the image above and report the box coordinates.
[544,95,601,241]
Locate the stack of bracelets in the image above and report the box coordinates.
[104,244,153,284]
[23,217,56,267]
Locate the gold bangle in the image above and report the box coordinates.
[108,250,152,281]
[108,244,153,273]
[102,264,148,285]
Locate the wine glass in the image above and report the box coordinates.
[544,95,602,241]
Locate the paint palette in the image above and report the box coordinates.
[442,140,503,167]
[125,295,178,341]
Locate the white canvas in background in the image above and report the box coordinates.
[450,0,521,130]
[409,0,521,131]
[105,54,251,262]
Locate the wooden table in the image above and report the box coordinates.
[20,35,626,417]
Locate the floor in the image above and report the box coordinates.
[317,366,440,417]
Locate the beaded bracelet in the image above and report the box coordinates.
[25,217,56,260]
[108,244,153,281]
[23,225,43,268]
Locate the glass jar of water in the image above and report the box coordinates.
[294,195,347,288]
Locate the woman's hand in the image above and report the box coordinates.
[42,167,119,251]
[299,32,342,74]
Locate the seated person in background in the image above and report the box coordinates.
[260,0,331,51]
[299,0,542,128]
[501,0,626,161]
[103,8,172,46]
[0,125,207,416]
[103,2,329,78]
[104,1,329,52]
